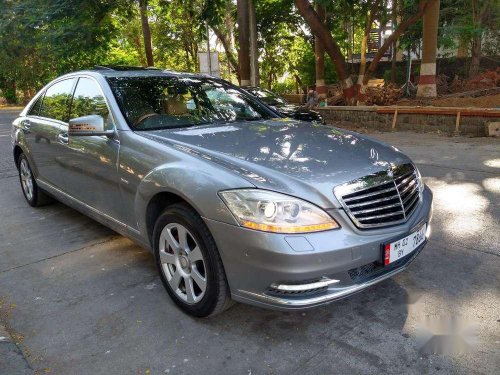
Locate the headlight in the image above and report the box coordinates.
[219,189,339,233]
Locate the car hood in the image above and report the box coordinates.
[142,119,411,208]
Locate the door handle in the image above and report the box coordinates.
[23,120,31,133]
[57,133,69,144]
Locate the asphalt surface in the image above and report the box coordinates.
[0,108,499,374]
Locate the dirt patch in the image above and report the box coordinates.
[324,69,500,108]
[397,94,500,108]
[448,69,500,93]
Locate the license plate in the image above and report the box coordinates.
[383,224,426,265]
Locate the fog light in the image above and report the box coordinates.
[426,224,432,239]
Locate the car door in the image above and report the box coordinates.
[23,78,76,190]
[60,76,124,221]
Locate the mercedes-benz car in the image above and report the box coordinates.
[11,67,433,317]
[244,86,324,123]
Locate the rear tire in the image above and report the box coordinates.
[153,203,234,317]
[17,153,53,207]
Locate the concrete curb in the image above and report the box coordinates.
[0,106,24,111]
[318,106,500,137]
[0,323,33,374]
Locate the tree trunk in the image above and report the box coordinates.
[294,74,304,94]
[248,0,260,86]
[132,35,147,66]
[364,0,437,85]
[468,0,489,78]
[314,4,326,99]
[212,26,240,80]
[295,0,435,105]
[139,0,154,67]
[357,0,381,104]
[416,0,440,97]
[390,0,398,83]
[294,0,355,104]
[237,0,251,86]
[469,36,481,78]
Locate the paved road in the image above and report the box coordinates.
[0,109,499,374]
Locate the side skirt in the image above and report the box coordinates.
[37,179,152,251]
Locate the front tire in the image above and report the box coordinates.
[17,153,53,207]
[153,203,233,317]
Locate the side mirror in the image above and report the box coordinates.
[68,115,114,137]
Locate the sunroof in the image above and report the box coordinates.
[93,65,161,71]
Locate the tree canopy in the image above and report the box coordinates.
[0,0,497,103]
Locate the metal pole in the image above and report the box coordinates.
[402,47,414,97]
[248,0,259,86]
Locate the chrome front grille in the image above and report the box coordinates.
[334,164,422,229]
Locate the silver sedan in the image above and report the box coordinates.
[11,67,433,317]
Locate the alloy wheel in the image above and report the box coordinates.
[19,158,34,201]
[159,223,207,304]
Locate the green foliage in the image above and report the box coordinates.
[288,37,338,87]
[257,0,299,87]
[1,0,498,102]
[272,80,297,95]
[0,0,133,101]
[383,68,405,84]
[153,0,205,71]
[0,86,18,104]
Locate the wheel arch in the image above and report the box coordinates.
[144,191,196,247]
[13,145,23,168]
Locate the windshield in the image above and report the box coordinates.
[107,76,274,130]
[250,88,287,106]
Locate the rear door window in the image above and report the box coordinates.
[39,78,76,122]
[28,94,44,116]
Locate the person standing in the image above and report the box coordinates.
[305,89,319,108]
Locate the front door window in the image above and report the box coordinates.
[70,77,113,129]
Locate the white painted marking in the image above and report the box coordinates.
[420,63,436,75]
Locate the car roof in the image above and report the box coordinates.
[78,65,214,79]
[245,87,275,93]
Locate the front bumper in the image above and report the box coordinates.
[205,186,433,311]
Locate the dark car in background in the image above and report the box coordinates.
[244,86,324,123]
